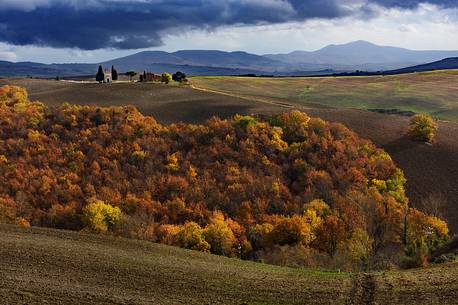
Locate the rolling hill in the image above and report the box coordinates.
[3,41,458,77]
[388,57,458,74]
[0,225,351,305]
[2,224,458,305]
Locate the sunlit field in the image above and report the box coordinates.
[191,70,458,122]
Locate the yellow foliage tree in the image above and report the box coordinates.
[408,208,448,247]
[408,114,438,143]
[83,200,122,232]
[177,222,210,252]
[166,152,180,171]
[0,85,28,106]
[157,224,181,245]
[204,212,237,256]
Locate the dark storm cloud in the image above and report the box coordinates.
[0,0,456,50]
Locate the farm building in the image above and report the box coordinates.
[104,70,112,83]
[146,73,161,81]
[140,72,161,82]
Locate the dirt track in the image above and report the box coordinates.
[347,274,376,305]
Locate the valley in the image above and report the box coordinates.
[2,1,458,304]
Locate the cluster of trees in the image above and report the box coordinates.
[161,72,187,84]
[126,71,137,82]
[0,85,448,270]
[128,71,186,84]
[172,71,187,83]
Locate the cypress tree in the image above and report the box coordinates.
[111,65,118,81]
[96,65,105,83]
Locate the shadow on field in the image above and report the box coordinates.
[383,135,423,154]
[151,100,253,124]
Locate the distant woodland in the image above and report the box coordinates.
[0,85,448,270]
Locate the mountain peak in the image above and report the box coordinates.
[320,40,380,51]
[346,40,377,46]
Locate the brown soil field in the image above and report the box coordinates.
[2,225,458,305]
[0,78,457,233]
[0,79,282,124]
[0,225,351,305]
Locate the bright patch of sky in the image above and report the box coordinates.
[1,3,458,63]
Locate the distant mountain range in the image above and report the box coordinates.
[2,40,458,77]
[264,40,458,70]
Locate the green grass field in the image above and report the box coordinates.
[2,225,458,305]
[191,70,458,122]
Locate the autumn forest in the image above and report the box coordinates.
[0,85,448,271]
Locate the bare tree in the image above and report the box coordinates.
[419,192,447,218]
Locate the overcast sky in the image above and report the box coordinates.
[1,0,458,63]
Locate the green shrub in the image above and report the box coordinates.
[234,115,257,129]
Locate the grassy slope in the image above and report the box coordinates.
[191,71,458,122]
[0,225,350,305]
[1,225,458,305]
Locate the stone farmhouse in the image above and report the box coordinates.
[104,70,112,83]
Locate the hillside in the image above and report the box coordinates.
[0,78,284,123]
[0,61,97,77]
[190,74,458,233]
[0,84,448,272]
[389,57,458,74]
[103,50,289,73]
[2,224,458,305]
[191,71,458,122]
[0,225,351,305]
[1,77,457,235]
